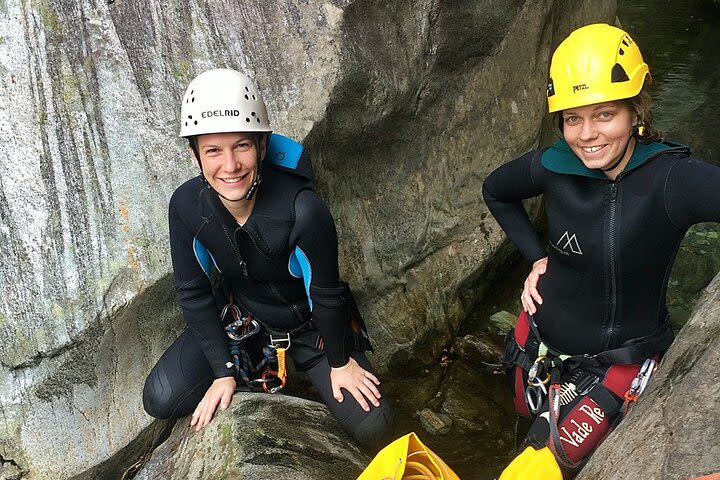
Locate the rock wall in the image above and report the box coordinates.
[0,0,615,477]
[305,0,617,369]
[577,271,720,480]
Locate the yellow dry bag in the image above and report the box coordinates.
[357,432,461,480]
[498,446,562,480]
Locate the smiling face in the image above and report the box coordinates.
[562,101,638,175]
[196,132,265,203]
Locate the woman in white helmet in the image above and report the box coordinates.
[143,68,394,449]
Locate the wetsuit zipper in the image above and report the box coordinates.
[601,146,688,349]
[605,182,618,350]
[218,221,248,277]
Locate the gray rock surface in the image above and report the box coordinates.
[133,393,368,480]
[0,0,616,477]
[577,271,720,480]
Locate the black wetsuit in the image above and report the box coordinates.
[483,140,720,354]
[484,139,720,469]
[143,135,394,449]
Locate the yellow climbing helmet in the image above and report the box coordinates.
[547,23,650,113]
[498,446,563,480]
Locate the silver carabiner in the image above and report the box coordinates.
[227,319,261,342]
[220,303,243,324]
[526,383,546,415]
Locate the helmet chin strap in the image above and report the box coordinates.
[243,135,264,200]
[601,133,635,173]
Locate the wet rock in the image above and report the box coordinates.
[489,311,518,335]
[417,408,453,435]
[133,393,367,480]
[409,357,517,479]
[667,223,720,329]
[453,334,504,366]
[577,271,720,480]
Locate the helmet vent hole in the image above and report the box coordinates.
[191,97,195,102]
[611,63,630,83]
[251,112,256,116]
[188,115,193,119]
[252,95,256,100]
[246,117,251,122]
[619,48,625,55]
[191,90,194,94]
[185,122,188,126]
[194,120,197,125]
[621,38,630,47]
[245,86,249,92]
[245,94,249,100]
[256,117,260,123]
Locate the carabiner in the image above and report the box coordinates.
[528,355,551,387]
[226,319,261,342]
[526,383,546,414]
[220,303,243,323]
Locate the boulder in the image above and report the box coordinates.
[577,271,720,480]
[133,393,368,480]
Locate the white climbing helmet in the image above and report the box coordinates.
[179,68,272,138]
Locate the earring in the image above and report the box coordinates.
[637,124,646,136]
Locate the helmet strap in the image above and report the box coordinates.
[601,135,635,172]
[188,137,212,188]
[244,135,265,200]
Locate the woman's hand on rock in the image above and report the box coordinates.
[190,376,236,431]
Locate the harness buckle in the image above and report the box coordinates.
[270,333,291,349]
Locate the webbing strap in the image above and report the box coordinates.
[591,323,673,365]
[535,318,673,367]
[588,384,620,415]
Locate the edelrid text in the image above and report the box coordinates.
[202,110,241,118]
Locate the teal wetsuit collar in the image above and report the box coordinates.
[541,139,689,179]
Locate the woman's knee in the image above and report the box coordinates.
[142,366,176,419]
[344,398,396,451]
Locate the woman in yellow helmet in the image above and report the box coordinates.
[484,23,720,477]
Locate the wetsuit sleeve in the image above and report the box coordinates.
[665,157,720,229]
[482,150,547,263]
[291,189,349,368]
[168,194,234,379]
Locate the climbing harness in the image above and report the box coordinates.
[221,300,294,394]
[501,311,666,473]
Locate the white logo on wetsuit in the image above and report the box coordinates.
[555,231,583,255]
